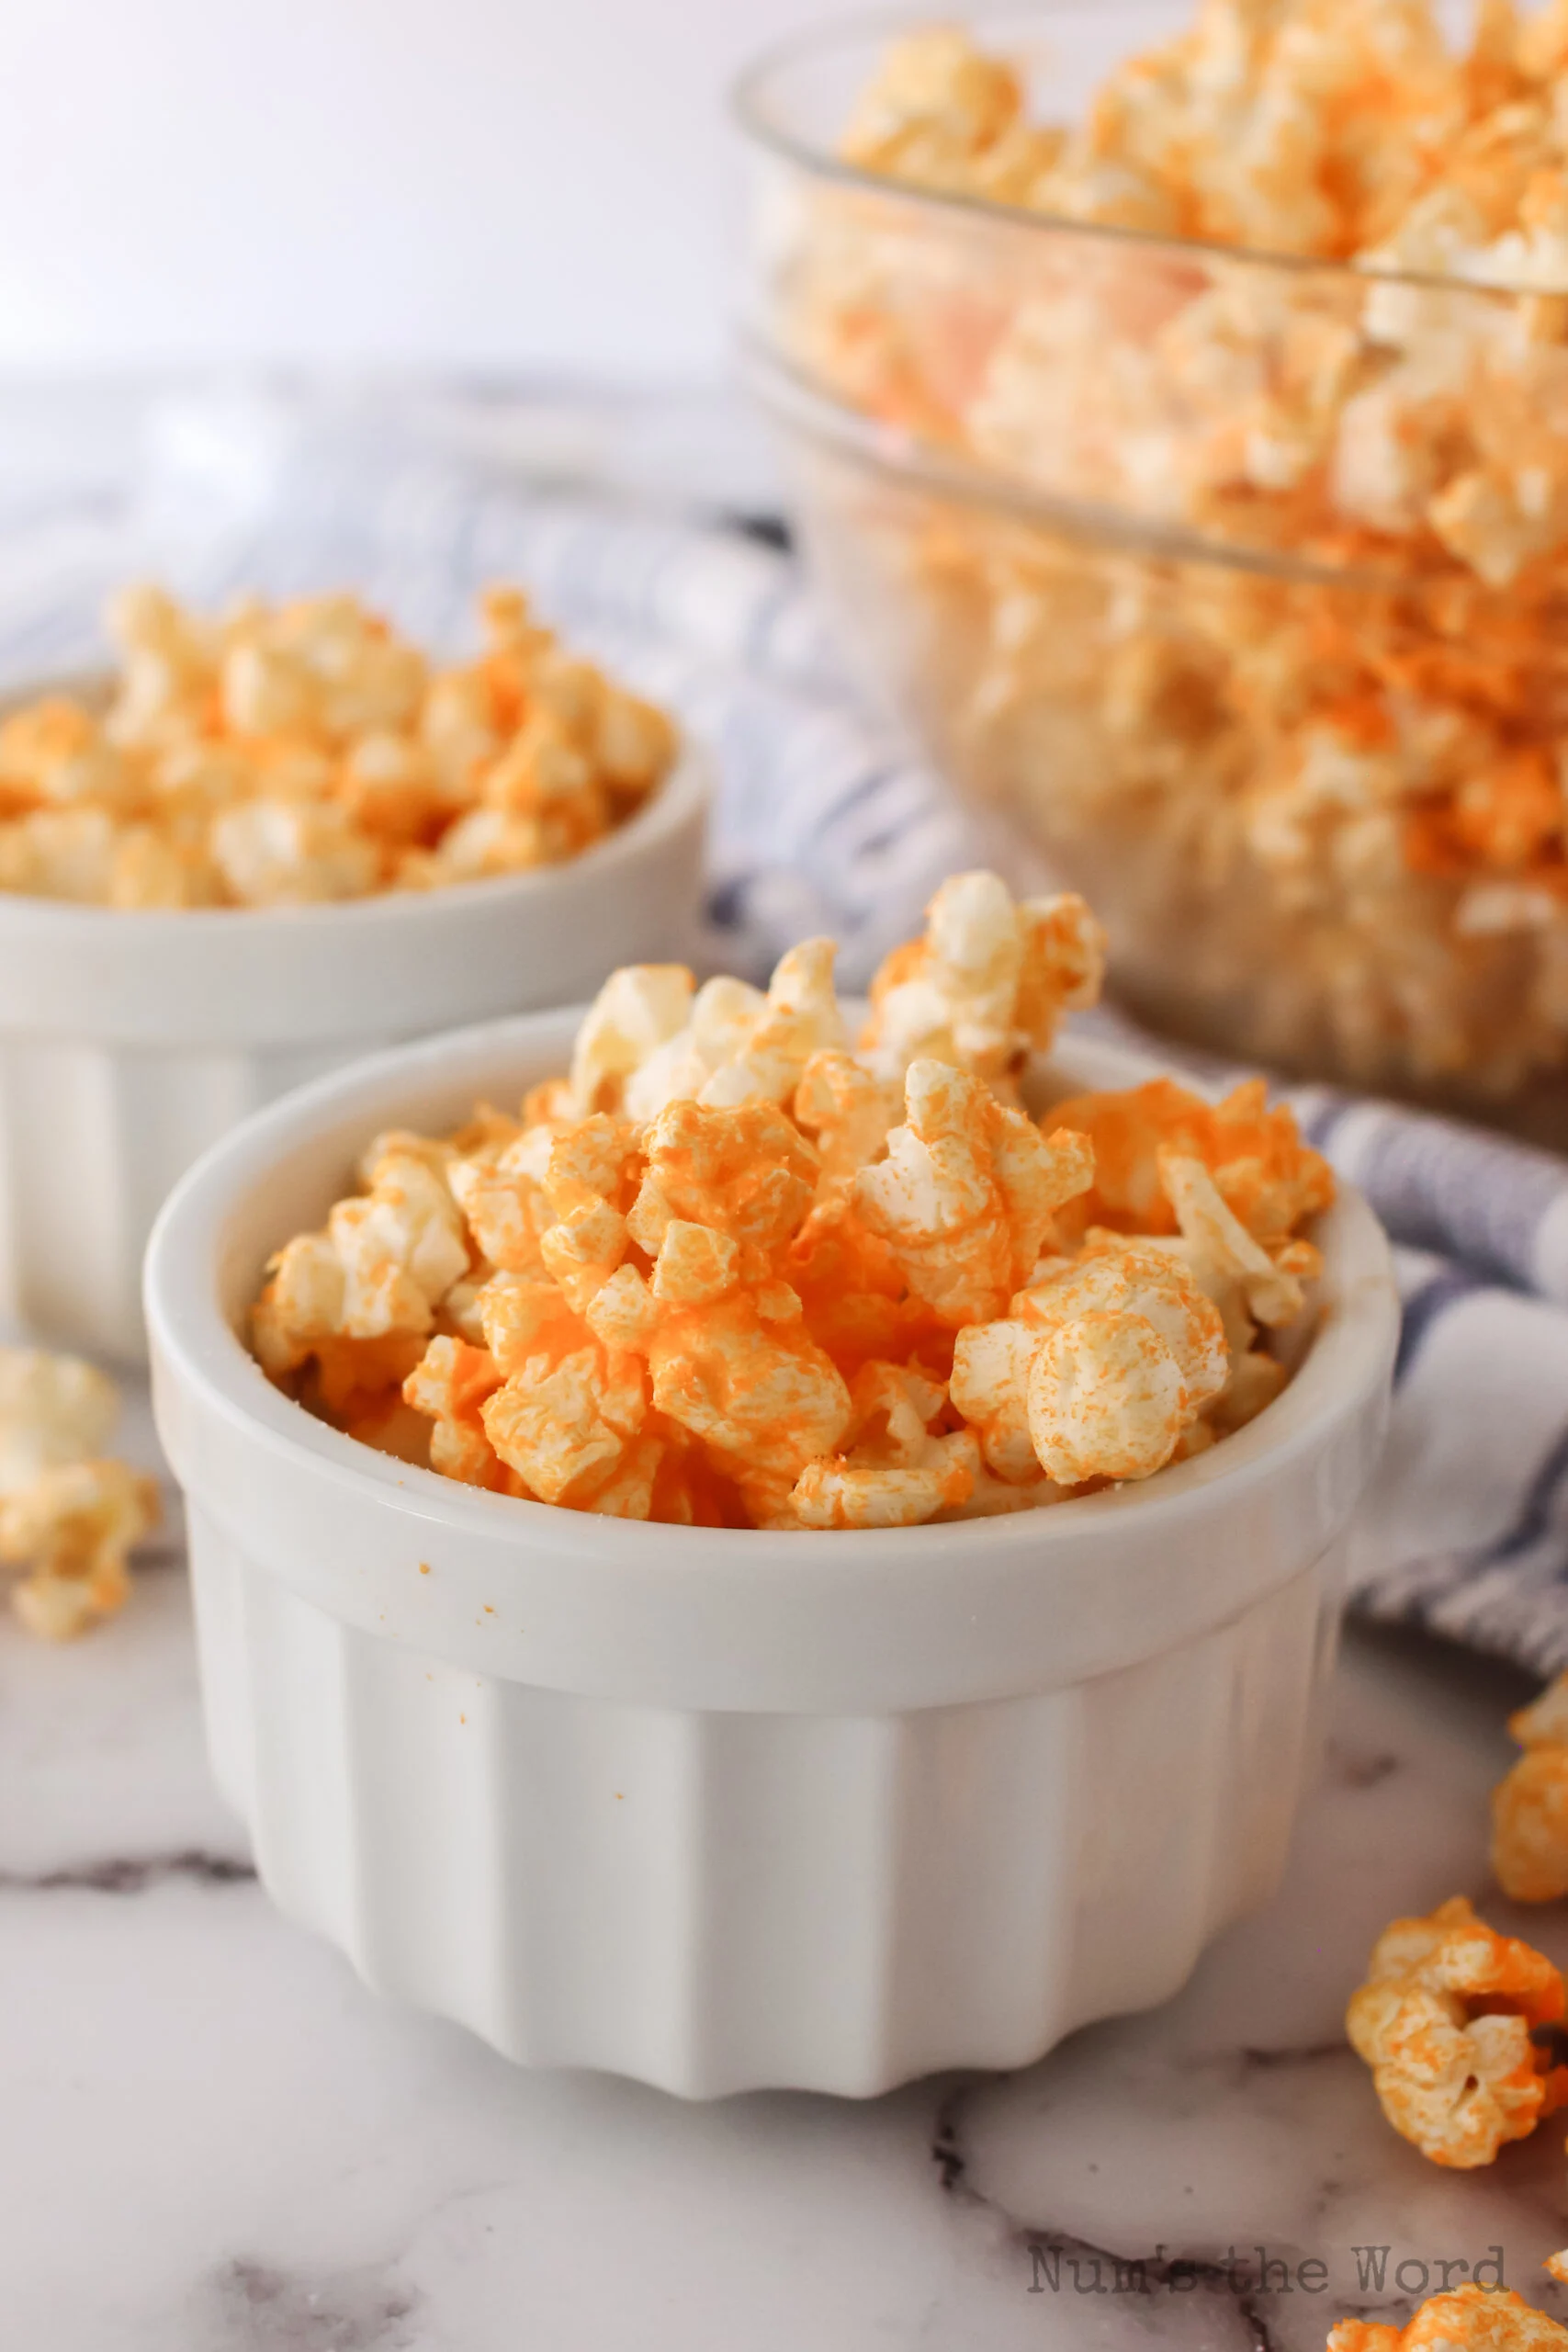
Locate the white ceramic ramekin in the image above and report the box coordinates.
[0,731,705,1363]
[145,1012,1399,2099]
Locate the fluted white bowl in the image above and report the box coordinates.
[0,700,706,1363]
[145,1011,1399,2098]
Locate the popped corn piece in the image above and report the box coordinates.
[3,1462,160,1640]
[0,808,121,903]
[788,1362,979,1528]
[697,939,849,1110]
[210,798,382,906]
[481,1342,649,1507]
[446,1151,553,1278]
[1159,1148,1310,1359]
[589,1227,852,1487]
[1346,1895,1568,2166]
[861,871,1106,1088]
[252,1148,471,1417]
[1048,1077,1334,1243]
[1016,1243,1229,1485]
[619,941,849,1121]
[0,1347,158,1639]
[536,1115,642,1312]
[329,1151,471,1337]
[403,1335,505,1488]
[854,1059,1095,1326]
[1510,1672,1568,1750]
[570,964,695,1114]
[843,26,1025,192]
[1493,1671,1568,1903]
[1493,1747,1568,1904]
[628,1098,819,1269]
[1328,2288,1568,2352]
[0,698,137,813]
[794,1050,905,1204]
[786,1193,944,1377]
[950,1315,1050,1485]
[1547,2255,1568,2290]
[0,1347,118,1484]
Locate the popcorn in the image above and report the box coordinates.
[0,1348,159,1639]
[253,873,1331,1528]
[1493,1670,1568,1902]
[775,7,1568,1102]
[855,1060,1095,1326]
[953,1243,1230,1487]
[0,586,677,910]
[860,873,1106,1090]
[1346,1895,1568,2165]
[1328,2286,1568,2352]
[574,941,850,1121]
[788,1363,978,1528]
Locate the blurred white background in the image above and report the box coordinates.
[0,0,852,381]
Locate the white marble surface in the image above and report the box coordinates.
[8,1509,1568,2352]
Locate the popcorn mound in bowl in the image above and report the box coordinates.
[0,585,676,908]
[0,1350,159,1638]
[760,2,1568,1106]
[250,870,1336,1530]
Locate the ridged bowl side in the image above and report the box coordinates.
[0,1035,389,1363]
[189,1506,1344,2099]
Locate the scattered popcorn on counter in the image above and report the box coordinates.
[0,1349,159,1638]
[762,1,1568,1105]
[1345,1894,1568,2166]
[251,871,1335,1528]
[1328,2285,1568,2352]
[0,585,676,909]
[1493,1670,1568,1901]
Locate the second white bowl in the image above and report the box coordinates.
[146,1012,1399,2098]
[0,746,706,1362]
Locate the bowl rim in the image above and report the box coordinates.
[144,1001,1401,1574]
[730,0,1562,306]
[739,336,1416,591]
[0,666,704,939]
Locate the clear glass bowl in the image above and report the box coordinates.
[735,7,1568,1137]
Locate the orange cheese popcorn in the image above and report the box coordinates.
[1050,1077,1335,1244]
[0,585,677,910]
[1328,2287,1568,2352]
[1493,1672,1568,1903]
[788,1363,978,1528]
[1346,1895,1568,2166]
[594,941,850,1122]
[855,1059,1094,1326]
[861,871,1106,1090]
[788,13,1568,1101]
[956,1243,1230,1487]
[0,1349,159,1639]
[254,876,1329,1527]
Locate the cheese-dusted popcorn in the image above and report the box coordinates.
[1329,2286,1568,2352]
[861,874,1106,1090]
[251,872,1331,1528]
[1346,1895,1568,2166]
[0,1347,159,1638]
[771,6,1568,1102]
[1493,1669,1568,1901]
[0,586,676,910]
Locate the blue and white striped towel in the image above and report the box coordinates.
[3,391,1566,1675]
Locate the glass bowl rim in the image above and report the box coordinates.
[731,0,1568,306]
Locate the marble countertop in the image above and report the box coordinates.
[9,1461,1568,2352]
